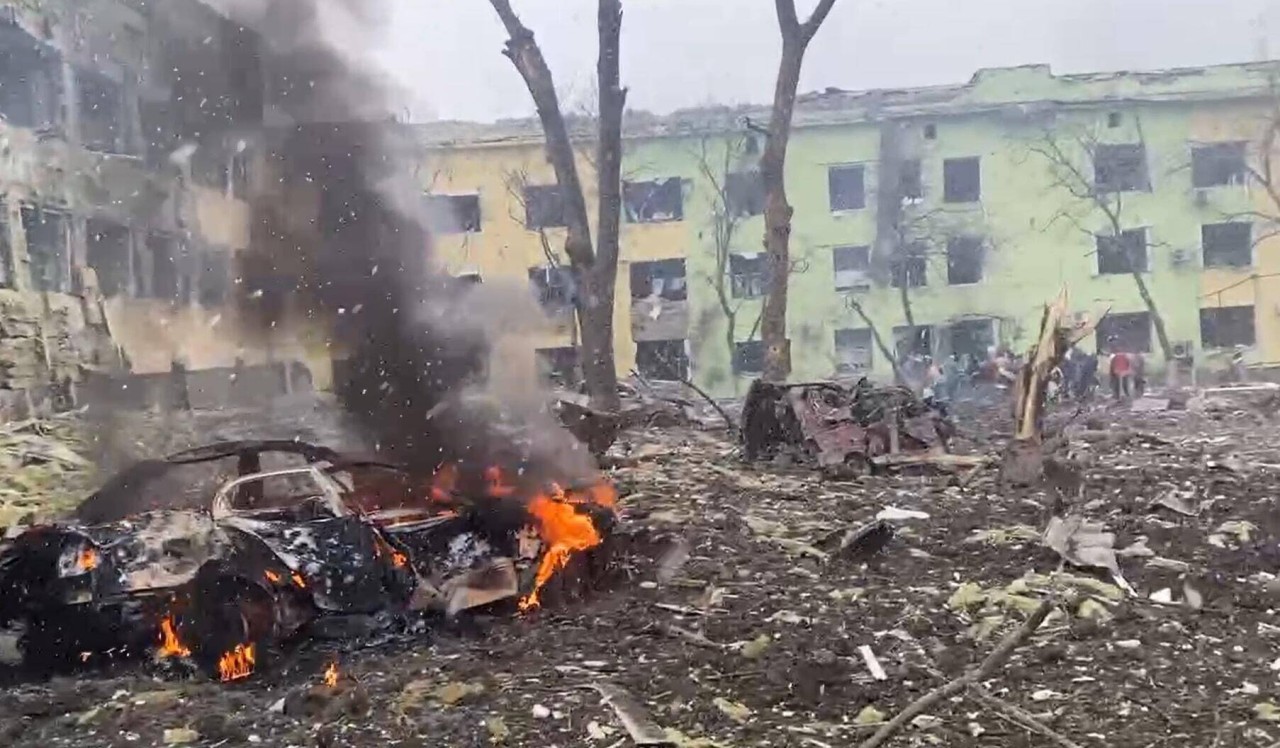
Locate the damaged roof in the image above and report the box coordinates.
[414,60,1280,149]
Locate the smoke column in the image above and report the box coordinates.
[222,0,594,486]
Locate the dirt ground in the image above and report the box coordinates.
[4,394,1280,747]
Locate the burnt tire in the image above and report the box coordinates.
[188,565,276,681]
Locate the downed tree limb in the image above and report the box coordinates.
[971,686,1085,748]
[856,598,1056,748]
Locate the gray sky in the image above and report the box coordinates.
[373,0,1280,123]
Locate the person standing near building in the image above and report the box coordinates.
[1109,342,1134,400]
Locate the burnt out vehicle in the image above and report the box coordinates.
[0,465,430,678]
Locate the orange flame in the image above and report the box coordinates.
[291,571,307,588]
[78,547,99,572]
[322,661,338,687]
[264,569,281,584]
[391,549,408,568]
[517,482,612,612]
[217,643,256,682]
[158,615,191,658]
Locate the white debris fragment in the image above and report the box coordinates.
[1149,588,1174,604]
[1114,639,1141,649]
[532,704,552,719]
[876,506,930,521]
[858,645,888,681]
[1031,689,1062,701]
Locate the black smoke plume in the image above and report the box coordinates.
[220,0,592,487]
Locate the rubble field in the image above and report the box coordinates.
[4,396,1280,747]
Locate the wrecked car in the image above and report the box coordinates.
[0,465,430,679]
[0,440,615,680]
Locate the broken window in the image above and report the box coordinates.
[832,245,871,291]
[623,178,684,223]
[1096,311,1152,354]
[636,339,689,381]
[0,24,61,129]
[946,236,984,285]
[630,258,687,301]
[1096,229,1147,274]
[733,340,765,375]
[1191,142,1247,188]
[424,193,482,234]
[21,207,68,293]
[729,253,768,299]
[893,325,933,359]
[197,248,232,307]
[1106,112,1122,128]
[535,346,579,386]
[833,328,873,374]
[726,171,766,218]
[827,164,865,211]
[148,233,189,302]
[899,159,923,201]
[947,319,996,360]
[1202,222,1252,268]
[1200,305,1255,348]
[78,70,126,153]
[923,124,937,140]
[943,157,981,203]
[890,247,927,288]
[523,185,566,229]
[1094,144,1149,192]
[87,219,132,298]
[528,265,575,314]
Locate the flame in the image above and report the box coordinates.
[217,643,256,682]
[264,570,282,584]
[158,615,191,658]
[391,549,408,568]
[77,547,99,572]
[517,483,609,612]
[322,661,338,687]
[291,571,307,588]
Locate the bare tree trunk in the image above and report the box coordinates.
[1130,269,1172,362]
[488,0,625,412]
[759,0,840,382]
[849,297,907,385]
[583,0,625,412]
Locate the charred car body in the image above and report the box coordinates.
[0,441,608,680]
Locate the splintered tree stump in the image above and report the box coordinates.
[1000,438,1045,486]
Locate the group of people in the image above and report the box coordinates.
[901,339,1147,405]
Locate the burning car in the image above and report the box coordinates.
[0,441,617,681]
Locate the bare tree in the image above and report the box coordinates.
[692,135,755,385]
[1030,121,1174,362]
[758,0,841,382]
[486,0,625,411]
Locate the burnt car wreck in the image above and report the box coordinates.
[0,441,617,682]
[741,378,957,471]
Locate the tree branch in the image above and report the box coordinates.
[773,0,801,37]
[857,598,1056,748]
[800,0,840,43]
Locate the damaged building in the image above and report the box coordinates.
[417,61,1280,396]
[0,0,321,420]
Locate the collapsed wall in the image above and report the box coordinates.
[0,1,317,420]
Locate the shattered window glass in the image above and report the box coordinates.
[833,328,873,373]
[1191,142,1247,188]
[1200,305,1255,348]
[630,258,687,300]
[636,339,688,381]
[21,207,69,294]
[623,178,684,223]
[1201,221,1251,268]
[1096,229,1147,274]
[1094,143,1150,192]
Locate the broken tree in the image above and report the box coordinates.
[1003,287,1097,484]
[758,0,841,382]
[486,0,626,413]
